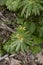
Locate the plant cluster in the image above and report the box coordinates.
[0,0,43,56]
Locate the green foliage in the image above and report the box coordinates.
[32,36,41,45]
[0,0,43,56]
[3,20,41,54]
[36,17,43,38]
[3,23,32,53]
[31,46,41,54]
[6,0,20,11]
[0,0,6,5]
[1,0,43,18]
[0,49,4,56]
[0,46,4,56]
[4,0,43,18]
[20,0,43,18]
[38,19,43,37]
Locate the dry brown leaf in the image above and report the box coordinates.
[36,50,43,65]
[10,58,21,65]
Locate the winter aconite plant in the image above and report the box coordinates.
[20,0,43,18]
[3,20,41,54]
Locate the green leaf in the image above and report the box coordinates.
[6,0,20,11]
[0,0,6,5]
[25,22,35,34]
[0,49,4,56]
[32,36,41,45]
[21,5,28,16]
[31,46,41,54]
[20,0,43,18]
[16,40,21,52]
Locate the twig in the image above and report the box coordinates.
[0,22,15,33]
[0,54,8,61]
